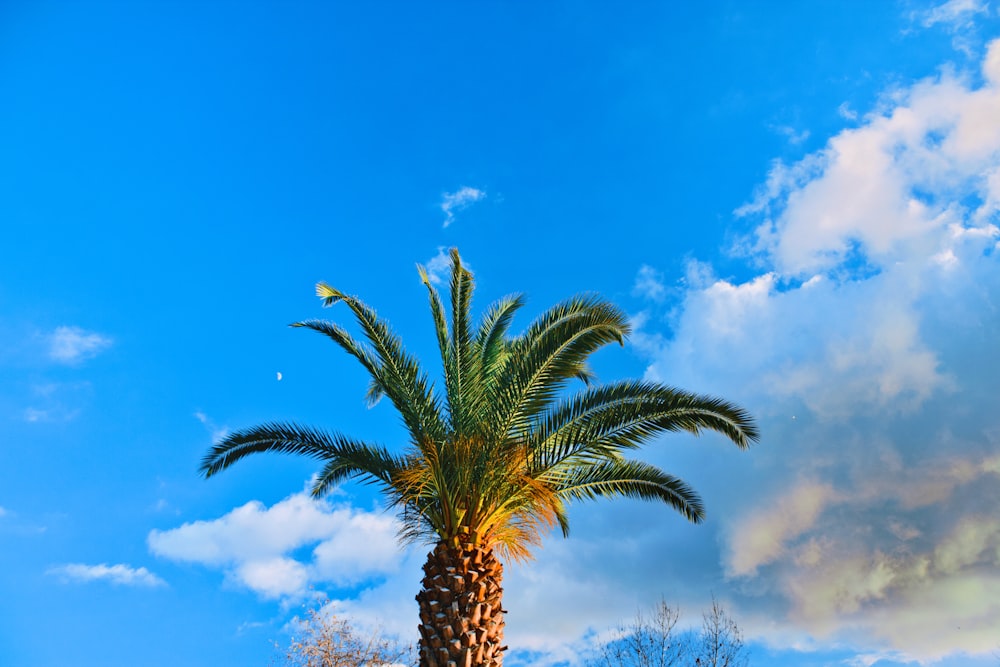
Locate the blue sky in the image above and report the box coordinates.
[3,1,1000,666]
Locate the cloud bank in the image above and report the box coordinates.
[633,37,1000,661]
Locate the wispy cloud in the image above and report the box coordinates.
[911,0,992,56]
[440,186,486,228]
[916,0,989,29]
[48,326,112,364]
[47,563,166,587]
[22,381,90,423]
[149,491,401,600]
[770,123,811,146]
[194,410,229,444]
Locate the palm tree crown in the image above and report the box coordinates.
[201,249,758,666]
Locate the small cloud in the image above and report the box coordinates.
[23,405,80,423]
[48,326,112,364]
[440,186,486,228]
[423,247,462,285]
[837,102,859,122]
[771,124,811,146]
[23,407,49,423]
[632,265,667,301]
[236,620,268,635]
[151,498,176,514]
[0,506,8,517]
[47,563,166,588]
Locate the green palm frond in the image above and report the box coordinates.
[200,422,387,479]
[292,319,380,375]
[416,264,451,379]
[490,295,630,441]
[308,442,411,498]
[475,293,525,382]
[550,458,706,523]
[529,381,759,471]
[305,284,446,445]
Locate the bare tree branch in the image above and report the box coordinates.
[274,596,416,667]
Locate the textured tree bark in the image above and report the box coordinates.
[416,541,506,667]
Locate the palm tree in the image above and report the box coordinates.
[201,249,758,667]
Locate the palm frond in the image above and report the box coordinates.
[447,249,479,434]
[416,263,451,385]
[550,458,705,523]
[475,293,526,384]
[309,443,411,498]
[309,283,446,445]
[529,381,759,471]
[491,295,630,441]
[291,319,380,376]
[200,422,381,479]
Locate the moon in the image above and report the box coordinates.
[276,372,282,381]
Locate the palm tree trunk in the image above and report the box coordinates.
[416,541,506,667]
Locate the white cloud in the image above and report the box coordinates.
[47,563,166,587]
[48,326,112,364]
[235,557,310,600]
[738,42,1000,277]
[632,265,667,301]
[440,186,486,228]
[149,492,401,600]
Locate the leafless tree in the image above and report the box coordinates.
[589,596,749,667]
[691,596,747,667]
[590,599,687,667]
[275,597,415,667]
